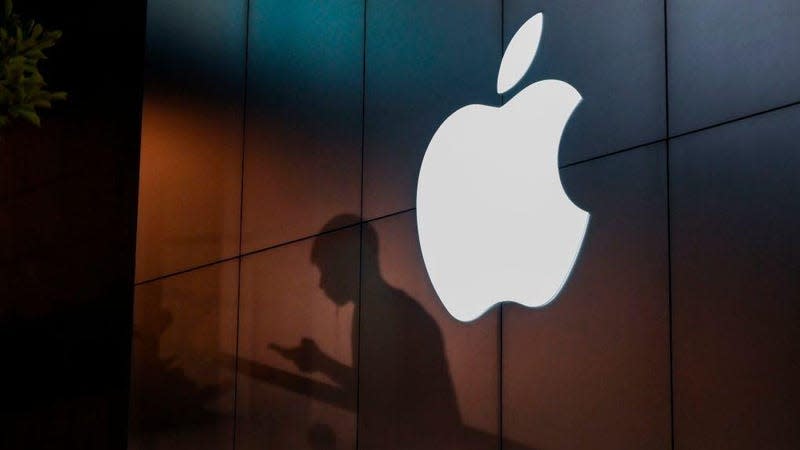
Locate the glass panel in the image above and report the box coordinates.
[671,105,800,449]
[669,0,800,134]
[502,144,670,450]
[363,0,501,219]
[505,0,666,164]
[136,0,246,282]
[237,224,360,450]
[129,261,239,450]
[242,0,364,253]
[359,211,499,450]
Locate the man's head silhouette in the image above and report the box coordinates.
[311,214,378,306]
[268,214,466,449]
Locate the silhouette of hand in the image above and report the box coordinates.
[269,338,321,373]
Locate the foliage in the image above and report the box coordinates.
[0,0,66,128]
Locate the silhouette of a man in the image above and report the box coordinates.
[272,214,463,449]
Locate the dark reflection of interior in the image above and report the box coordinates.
[237,214,533,450]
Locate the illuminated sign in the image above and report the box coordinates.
[416,13,589,322]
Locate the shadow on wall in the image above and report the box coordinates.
[236,214,533,450]
[129,298,222,438]
[129,214,534,450]
[128,260,238,450]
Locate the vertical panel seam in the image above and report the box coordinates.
[232,0,252,447]
[356,0,368,449]
[664,0,675,449]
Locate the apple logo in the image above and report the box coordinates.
[416,13,589,322]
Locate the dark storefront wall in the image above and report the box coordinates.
[671,106,800,450]
[131,1,799,450]
[1,1,146,449]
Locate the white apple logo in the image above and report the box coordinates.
[416,13,589,322]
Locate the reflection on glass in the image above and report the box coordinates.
[241,0,363,252]
[359,213,482,449]
[129,261,238,450]
[237,214,510,450]
[503,146,670,450]
[236,222,359,450]
[363,0,501,218]
[668,0,800,134]
[505,0,666,164]
[136,96,243,282]
[136,0,246,282]
[672,107,800,450]
[361,212,503,449]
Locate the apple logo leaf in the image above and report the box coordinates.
[497,12,543,95]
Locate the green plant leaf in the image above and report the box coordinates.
[17,108,41,126]
[0,0,66,128]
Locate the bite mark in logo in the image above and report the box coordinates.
[416,13,588,322]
